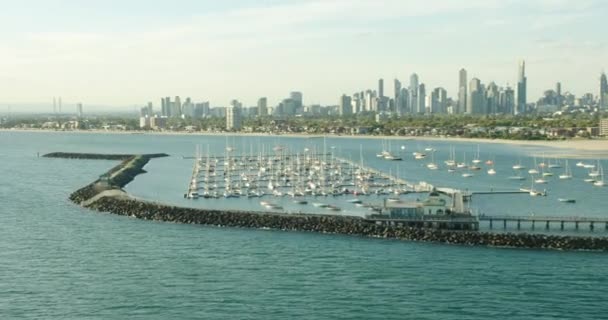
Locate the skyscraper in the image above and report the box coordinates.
[378,79,384,98]
[458,68,467,114]
[468,78,485,114]
[226,100,242,131]
[600,72,608,109]
[290,92,303,109]
[393,79,401,113]
[430,87,447,114]
[257,97,268,116]
[76,103,83,118]
[409,73,419,114]
[417,83,426,114]
[172,96,182,118]
[485,82,499,114]
[516,60,527,114]
[161,97,171,117]
[338,94,352,116]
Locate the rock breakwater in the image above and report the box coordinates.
[52,152,608,251]
[86,196,608,251]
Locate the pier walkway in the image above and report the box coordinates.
[479,215,608,231]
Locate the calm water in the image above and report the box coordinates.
[1,131,608,319]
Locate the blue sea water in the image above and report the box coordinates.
[1,131,607,319]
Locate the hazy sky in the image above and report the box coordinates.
[1,0,607,110]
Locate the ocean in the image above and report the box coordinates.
[1,131,607,319]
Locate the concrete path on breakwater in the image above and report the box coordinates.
[80,189,129,207]
[47,151,608,252]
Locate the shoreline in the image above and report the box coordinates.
[7,128,608,158]
[48,151,608,252]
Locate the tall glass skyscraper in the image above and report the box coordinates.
[516,60,527,114]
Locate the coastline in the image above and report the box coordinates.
[6,128,608,158]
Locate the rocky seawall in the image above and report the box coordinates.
[55,152,608,251]
[85,196,608,251]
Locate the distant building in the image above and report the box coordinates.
[338,94,352,116]
[468,78,486,115]
[409,73,419,114]
[290,92,303,110]
[76,103,83,118]
[430,87,447,114]
[378,78,384,98]
[516,60,527,114]
[417,83,426,114]
[161,97,171,117]
[139,116,150,129]
[458,68,467,114]
[226,100,242,131]
[172,96,182,118]
[600,118,608,136]
[257,97,268,116]
[600,72,608,109]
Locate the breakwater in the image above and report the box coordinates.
[56,152,608,251]
[43,152,169,204]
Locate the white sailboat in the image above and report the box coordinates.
[472,145,481,164]
[594,165,605,187]
[512,159,526,170]
[528,157,539,174]
[444,147,456,167]
[559,160,573,180]
[457,152,467,169]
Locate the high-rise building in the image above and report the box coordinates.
[409,73,419,114]
[397,88,409,115]
[378,79,384,98]
[516,60,527,114]
[339,94,352,116]
[76,103,83,118]
[161,97,171,117]
[257,97,268,116]
[417,83,426,113]
[486,82,499,114]
[458,68,467,114]
[600,72,608,109]
[226,100,242,130]
[499,86,515,115]
[393,79,401,113]
[290,92,303,109]
[468,78,485,114]
[430,87,447,114]
[172,96,182,118]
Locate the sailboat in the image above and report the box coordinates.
[486,155,496,174]
[457,152,468,168]
[528,157,539,174]
[472,145,481,164]
[593,165,605,187]
[512,158,526,170]
[426,151,438,170]
[559,160,573,179]
[444,147,456,167]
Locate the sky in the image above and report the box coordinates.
[0,0,607,111]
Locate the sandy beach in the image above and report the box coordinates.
[3,128,607,158]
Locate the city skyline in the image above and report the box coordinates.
[1,0,607,109]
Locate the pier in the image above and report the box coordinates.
[479,215,608,231]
